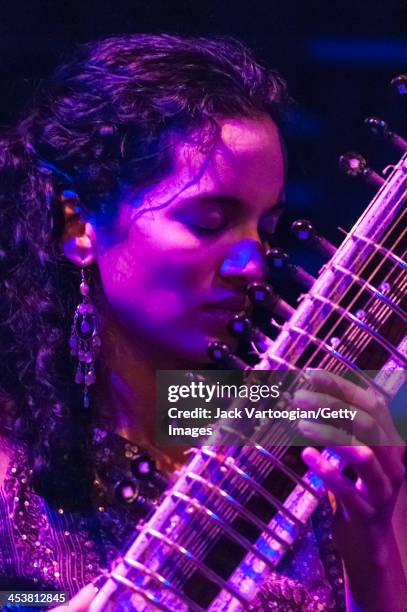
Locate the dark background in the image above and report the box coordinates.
[1,0,406,272]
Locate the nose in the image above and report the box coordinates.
[219,238,266,285]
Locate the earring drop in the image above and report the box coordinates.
[69,268,101,408]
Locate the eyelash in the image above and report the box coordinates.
[184,210,282,237]
[187,217,280,237]
[188,223,228,235]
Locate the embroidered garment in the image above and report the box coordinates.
[0,429,345,610]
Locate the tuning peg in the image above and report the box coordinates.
[250,327,274,352]
[207,341,249,369]
[227,313,275,347]
[290,219,336,259]
[266,247,316,289]
[338,152,384,188]
[265,246,289,269]
[227,312,252,338]
[247,282,294,320]
[390,74,407,96]
[364,117,407,152]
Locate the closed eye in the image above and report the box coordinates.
[179,209,229,234]
[187,221,228,235]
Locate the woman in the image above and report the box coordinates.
[0,34,405,611]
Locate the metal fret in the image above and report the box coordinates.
[254,444,320,498]
[287,323,391,398]
[110,570,172,611]
[265,353,300,370]
[123,557,205,612]
[349,231,407,270]
[200,448,303,529]
[170,490,283,571]
[330,262,407,323]
[310,293,407,366]
[142,527,249,607]
[217,424,319,498]
[185,471,291,546]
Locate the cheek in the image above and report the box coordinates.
[96,209,230,343]
[97,232,208,325]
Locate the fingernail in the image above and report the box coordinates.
[293,389,313,403]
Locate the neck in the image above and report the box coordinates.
[94,309,192,468]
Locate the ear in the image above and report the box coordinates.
[61,216,97,267]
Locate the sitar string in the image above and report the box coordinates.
[320,265,406,373]
[301,222,407,373]
[280,201,406,381]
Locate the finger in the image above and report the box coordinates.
[304,370,394,428]
[352,407,384,446]
[372,445,406,492]
[298,419,357,446]
[294,385,400,443]
[51,583,98,611]
[301,446,373,520]
[298,419,405,504]
[296,389,390,444]
[296,387,405,476]
[344,414,405,481]
[350,415,405,481]
[298,419,396,506]
[325,444,394,509]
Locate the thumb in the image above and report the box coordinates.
[51,582,98,611]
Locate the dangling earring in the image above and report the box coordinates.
[69,268,101,408]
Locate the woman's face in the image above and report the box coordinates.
[94,115,285,364]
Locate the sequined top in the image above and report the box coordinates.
[0,429,345,611]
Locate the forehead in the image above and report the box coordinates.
[114,114,285,235]
[170,115,285,200]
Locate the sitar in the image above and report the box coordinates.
[89,99,407,611]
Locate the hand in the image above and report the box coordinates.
[295,370,406,609]
[51,583,98,611]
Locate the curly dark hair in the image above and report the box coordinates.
[0,33,289,508]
